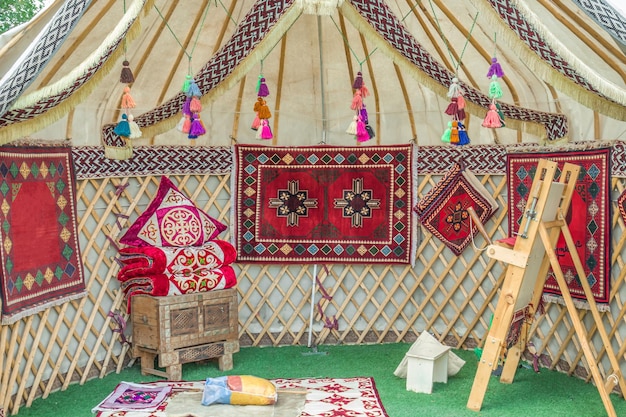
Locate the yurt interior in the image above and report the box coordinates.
[1,0,626,416]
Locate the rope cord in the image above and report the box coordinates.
[329,16,377,68]
[427,0,478,76]
[153,2,212,75]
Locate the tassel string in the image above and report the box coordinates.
[330,16,377,69]
[427,0,478,76]
[154,2,212,76]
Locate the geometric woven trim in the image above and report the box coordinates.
[72,146,233,179]
[0,0,91,119]
[573,0,626,48]
[69,141,626,178]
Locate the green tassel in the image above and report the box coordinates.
[441,121,452,143]
[489,75,503,99]
[182,75,192,93]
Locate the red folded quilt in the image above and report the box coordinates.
[119,266,237,312]
[117,240,237,281]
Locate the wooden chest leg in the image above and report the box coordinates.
[218,353,233,371]
[138,351,156,376]
[167,364,182,381]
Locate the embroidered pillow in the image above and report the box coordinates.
[120,176,226,247]
[414,162,498,256]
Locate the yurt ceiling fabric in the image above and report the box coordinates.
[0,0,624,148]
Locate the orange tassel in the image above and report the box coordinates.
[121,86,135,109]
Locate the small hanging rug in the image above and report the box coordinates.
[95,377,387,417]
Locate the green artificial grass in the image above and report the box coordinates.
[12,343,626,417]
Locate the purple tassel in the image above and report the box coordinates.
[257,77,270,97]
[360,104,368,125]
[486,57,504,78]
[189,114,206,137]
[182,96,192,115]
[352,71,363,89]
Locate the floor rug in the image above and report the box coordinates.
[95,377,387,417]
[0,146,86,323]
[506,148,611,309]
[233,145,415,264]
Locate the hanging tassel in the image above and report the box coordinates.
[360,104,368,125]
[441,121,452,143]
[351,90,362,111]
[253,97,264,113]
[189,114,206,137]
[114,114,131,138]
[120,60,134,84]
[181,75,193,93]
[121,86,135,109]
[346,115,358,135]
[356,116,369,142]
[352,71,363,89]
[496,102,506,127]
[257,100,272,120]
[365,124,375,139]
[127,114,142,139]
[444,98,459,117]
[489,75,503,99]
[181,114,192,133]
[182,96,192,116]
[176,115,187,132]
[257,77,270,97]
[456,106,466,122]
[457,121,470,145]
[251,113,261,130]
[482,103,502,128]
[260,119,273,140]
[189,96,202,113]
[447,77,461,98]
[486,57,504,78]
[256,121,264,139]
[457,94,466,110]
[187,80,201,97]
[449,120,460,144]
[360,83,370,98]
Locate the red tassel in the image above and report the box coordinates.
[121,86,135,109]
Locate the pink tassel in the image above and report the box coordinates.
[121,86,135,109]
[360,83,370,98]
[486,57,504,78]
[190,96,202,113]
[356,117,369,142]
[351,90,362,111]
[352,71,363,89]
[457,95,466,109]
[482,104,502,128]
[251,113,260,130]
[260,120,273,140]
[182,114,192,133]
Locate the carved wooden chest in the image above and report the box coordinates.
[131,288,239,380]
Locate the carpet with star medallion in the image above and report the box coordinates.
[232,145,415,264]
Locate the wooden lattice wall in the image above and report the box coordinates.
[1,166,625,415]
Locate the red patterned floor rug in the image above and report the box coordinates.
[95,377,388,417]
[0,146,85,323]
[506,148,611,309]
[233,145,415,264]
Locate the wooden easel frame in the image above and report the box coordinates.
[466,159,625,416]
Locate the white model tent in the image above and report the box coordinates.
[0,0,624,153]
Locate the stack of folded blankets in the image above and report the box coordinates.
[116,176,237,312]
